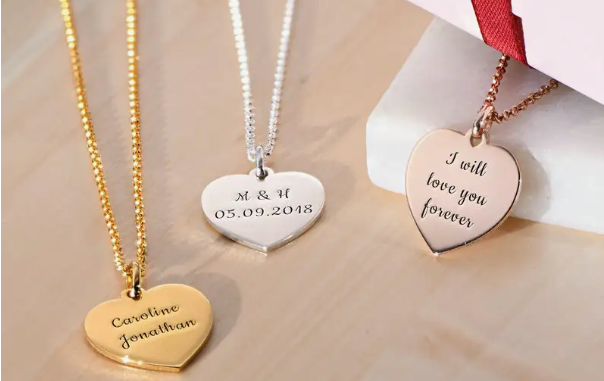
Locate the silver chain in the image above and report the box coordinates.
[228,0,296,162]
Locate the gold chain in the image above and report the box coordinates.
[484,54,559,124]
[60,0,146,279]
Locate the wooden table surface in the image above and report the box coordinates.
[2,1,603,380]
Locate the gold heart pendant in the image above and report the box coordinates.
[406,129,521,255]
[84,284,213,372]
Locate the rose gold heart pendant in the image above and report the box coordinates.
[405,125,521,255]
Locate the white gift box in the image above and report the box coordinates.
[366,19,604,234]
[406,0,604,104]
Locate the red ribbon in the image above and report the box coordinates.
[471,0,528,65]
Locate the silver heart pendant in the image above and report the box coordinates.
[201,169,325,252]
[406,129,521,255]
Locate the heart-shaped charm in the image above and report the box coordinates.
[201,169,325,252]
[406,129,521,254]
[84,284,213,372]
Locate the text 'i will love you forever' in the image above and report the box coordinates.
[420,151,489,229]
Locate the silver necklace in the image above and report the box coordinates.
[201,0,325,253]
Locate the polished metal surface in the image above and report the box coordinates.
[201,169,325,252]
[406,129,521,255]
[84,284,213,372]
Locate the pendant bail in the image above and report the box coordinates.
[472,103,494,139]
[255,145,268,180]
[126,261,142,299]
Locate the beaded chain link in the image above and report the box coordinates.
[59,0,147,279]
[228,0,296,161]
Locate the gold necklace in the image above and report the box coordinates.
[60,0,212,371]
[405,54,559,255]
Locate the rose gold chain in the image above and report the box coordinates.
[59,0,146,279]
[484,54,559,124]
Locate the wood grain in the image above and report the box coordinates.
[2,1,602,380]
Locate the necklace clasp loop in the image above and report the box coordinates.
[126,261,142,299]
[472,103,494,139]
[255,145,268,180]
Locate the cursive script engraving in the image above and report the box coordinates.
[109,304,199,350]
[112,305,179,328]
[202,170,325,251]
[235,191,250,201]
[405,129,522,254]
[421,198,474,228]
[120,320,197,350]
[427,172,456,194]
[277,188,290,199]
[445,151,488,176]
[458,189,487,206]
[418,152,492,229]
[234,188,292,202]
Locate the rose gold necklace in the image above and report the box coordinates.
[405,54,559,255]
